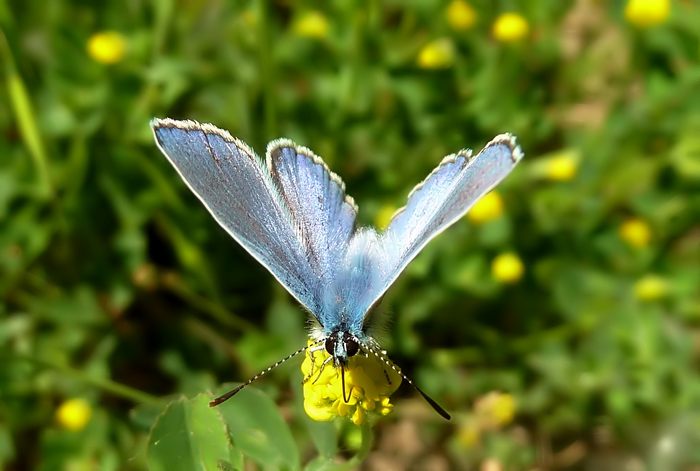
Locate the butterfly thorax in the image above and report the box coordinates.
[325,329,360,366]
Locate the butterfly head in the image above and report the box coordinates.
[325,329,360,366]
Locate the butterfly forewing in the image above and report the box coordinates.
[266,141,357,323]
[345,134,523,322]
[152,119,338,319]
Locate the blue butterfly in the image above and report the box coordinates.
[151,118,523,420]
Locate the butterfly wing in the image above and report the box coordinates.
[266,139,357,328]
[340,134,523,329]
[151,119,356,320]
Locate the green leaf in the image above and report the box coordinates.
[147,395,233,471]
[303,417,338,459]
[304,455,342,471]
[1,31,52,198]
[130,401,168,432]
[216,386,300,470]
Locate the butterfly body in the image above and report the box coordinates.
[152,118,522,416]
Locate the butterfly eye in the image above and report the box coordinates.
[345,336,359,357]
[325,335,336,355]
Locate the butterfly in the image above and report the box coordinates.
[151,118,523,420]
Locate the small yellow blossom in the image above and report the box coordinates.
[375,204,397,231]
[457,418,481,448]
[446,0,477,31]
[492,13,529,43]
[475,391,516,429]
[417,38,456,70]
[467,191,504,224]
[292,11,329,40]
[56,398,92,431]
[545,151,578,182]
[634,274,668,301]
[491,252,524,283]
[87,31,126,64]
[619,218,652,248]
[625,0,670,28]
[301,340,401,425]
[241,9,258,28]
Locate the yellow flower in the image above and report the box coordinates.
[467,191,504,224]
[87,31,126,64]
[241,9,258,28]
[446,0,477,31]
[491,252,524,284]
[375,204,397,231]
[619,218,652,248]
[492,13,529,43]
[475,391,516,429]
[301,340,401,425]
[634,274,668,301]
[56,398,92,431]
[417,38,456,70]
[456,418,481,448]
[625,0,670,27]
[292,11,329,40]
[545,151,578,182]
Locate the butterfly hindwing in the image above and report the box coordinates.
[334,227,387,333]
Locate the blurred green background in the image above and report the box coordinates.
[2,0,700,469]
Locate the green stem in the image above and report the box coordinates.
[128,0,172,135]
[151,0,173,56]
[347,421,374,468]
[257,0,276,139]
[334,5,366,129]
[182,317,246,373]
[13,354,161,406]
[317,421,373,471]
[161,274,257,332]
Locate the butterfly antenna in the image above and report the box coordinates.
[358,340,451,420]
[209,341,321,407]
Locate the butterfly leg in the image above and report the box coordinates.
[303,344,326,383]
[311,355,333,384]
